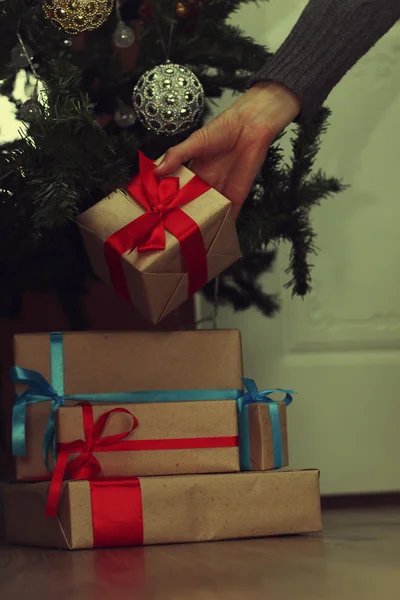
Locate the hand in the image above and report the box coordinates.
[154,82,302,220]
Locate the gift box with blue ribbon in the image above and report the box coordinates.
[9,331,293,482]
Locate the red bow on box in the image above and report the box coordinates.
[46,405,138,517]
[104,152,211,303]
[46,403,239,518]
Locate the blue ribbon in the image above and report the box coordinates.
[237,378,294,471]
[11,332,243,472]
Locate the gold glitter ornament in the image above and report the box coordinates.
[43,0,115,35]
[132,62,205,136]
[175,1,190,18]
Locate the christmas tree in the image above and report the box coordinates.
[0,0,344,328]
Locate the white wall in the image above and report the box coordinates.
[198,1,400,494]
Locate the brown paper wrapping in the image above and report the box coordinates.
[4,470,322,549]
[77,161,241,323]
[9,330,243,480]
[56,400,240,476]
[248,402,288,470]
[56,399,288,477]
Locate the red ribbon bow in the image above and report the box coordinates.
[46,405,137,517]
[104,152,211,304]
[45,402,240,518]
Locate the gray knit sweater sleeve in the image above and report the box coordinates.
[251,0,400,122]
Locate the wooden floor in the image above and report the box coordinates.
[1,507,399,600]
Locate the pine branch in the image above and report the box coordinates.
[289,107,331,191]
[0,0,345,322]
[283,213,317,297]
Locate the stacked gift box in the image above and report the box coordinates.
[3,329,322,550]
[4,154,320,548]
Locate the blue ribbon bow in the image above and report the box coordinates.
[11,332,243,472]
[237,378,295,470]
[11,366,66,469]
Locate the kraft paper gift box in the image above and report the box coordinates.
[4,470,322,549]
[54,402,240,480]
[9,329,243,481]
[77,152,241,323]
[49,382,291,484]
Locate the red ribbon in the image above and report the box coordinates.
[104,151,211,304]
[46,404,239,517]
[90,478,144,548]
[46,404,137,517]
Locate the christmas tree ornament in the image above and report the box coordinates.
[113,0,135,48]
[176,1,190,18]
[114,102,137,128]
[112,21,135,48]
[11,42,34,68]
[19,99,42,122]
[43,0,115,35]
[132,62,205,135]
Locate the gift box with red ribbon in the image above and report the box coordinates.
[8,329,243,481]
[53,402,240,483]
[46,385,290,498]
[4,470,322,549]
[77,152,241,323]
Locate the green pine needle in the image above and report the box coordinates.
[0,0,344,324]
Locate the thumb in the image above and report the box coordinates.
[154,130,206,176]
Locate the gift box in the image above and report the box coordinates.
[9,329,243,481]
[50,382,291,486]
[77,152,241,323]
[4,470,322,549]
[54,402,240,480]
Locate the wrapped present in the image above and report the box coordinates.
[237,378,291,471]
[8,329,243,480]
[47,381,292,492]
[53,402,240,480]
[4,470,322,549]
[77,152,241,323]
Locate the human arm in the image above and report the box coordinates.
[250,0,400,122]
[155,0,400,217]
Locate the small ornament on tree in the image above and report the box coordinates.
[112,0,135,48]
[114,101,137,128]
[62,37,74,48]
[175,1,190,18]
[43,0,115,35]
[112,21,135,47]
[132,62,205,135]
[19,98,42,122]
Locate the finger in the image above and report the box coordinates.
[154,130,207,176]
[191,157,241,221]
[221,148,268,220]
[189,156,228,193]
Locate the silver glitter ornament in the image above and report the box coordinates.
[112,22,135,48]
[132,62,205,136]
[11,43,34,68]
[114,103,137,128]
